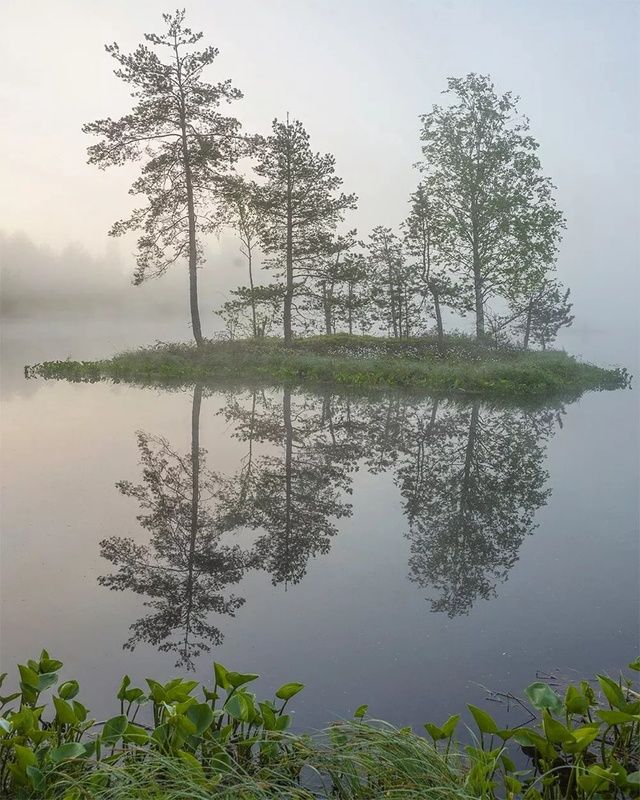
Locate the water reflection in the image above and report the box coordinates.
[101,383,564,666]
[99,385,250,669]
[397,401,559,615]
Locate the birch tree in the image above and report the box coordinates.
[419,74,564,340]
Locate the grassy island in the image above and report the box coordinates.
[28,334,629,399]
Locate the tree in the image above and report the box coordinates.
[515,280,574,350]
[222,177,262,337]
[419,74,565,339]
[253,118,357,343]
[332,252,371,334]
[84,10,243,346]
[216,283,283,339]
[403,181,453,351]
[306,230,359,334]
[368,227,417,338]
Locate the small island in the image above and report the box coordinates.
[28,333,628,399]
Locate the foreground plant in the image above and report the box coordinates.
[423,659,640,799]
[0,651,638,798]
[0,651,305,797]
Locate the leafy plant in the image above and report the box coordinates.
[1,652,638,799]
[422,658,640,799]
[0,651,305,797]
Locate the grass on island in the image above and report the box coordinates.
[27,332,630,399]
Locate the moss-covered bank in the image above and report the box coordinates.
[26,333,630,399]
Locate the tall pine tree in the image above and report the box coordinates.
[253,118,357,343]
[84,10,243,346]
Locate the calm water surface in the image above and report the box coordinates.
[1,322,638,732]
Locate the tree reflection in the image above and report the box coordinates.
[102,381,564,666]
[99,384,250,669]
[396,400,560,615]
[217,387,355,586]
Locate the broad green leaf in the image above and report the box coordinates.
[424,722,445,741]
[226,672,259,689]
[177,749,207,781]
[224,693,251,722]
[513,728,556,761]
[186,702,214,735]
[597,675,625,709]
[525,682,563,715]
[275,682,304,701]
[72,700,88,722]
[123,723,149,745]
[116,675,131,700]
[145,679,167,703]
[58,680,80,700]
[542,710,574,744]
[53,695,77,726]
[39,655,63,673]
[598,709,639,725]
[628,657,640,672]
[501,753,517,773]
[275,713,291,730]
[563,724,600,754]
[26,765,45,791]
[49,742,85,763]
[441,714,461,737]
[36,672,59,692]
[14,745,37,770]
[259,702,277,730]
[467,704,498,734]
[102,714,128,744]
[214,663,230,691]
[354,704,368,720]
[564,685,589,715]
[18,664,39,689]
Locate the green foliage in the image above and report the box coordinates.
[0,652,306,798]
[1,653,638,798]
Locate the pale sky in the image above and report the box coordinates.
[2,0,639,363]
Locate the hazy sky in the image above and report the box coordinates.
[2,0,639,362]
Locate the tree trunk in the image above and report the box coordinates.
[247,242,257,338]
[430,281,445,356]
[180,117,204,347]
[523,302,533,350]
[284,132,294,345]
[471,207,484,340]
[323,284,332,335]
[387,258,398,338]
[347,284,353,335]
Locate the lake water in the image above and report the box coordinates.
[1,322,638,734]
